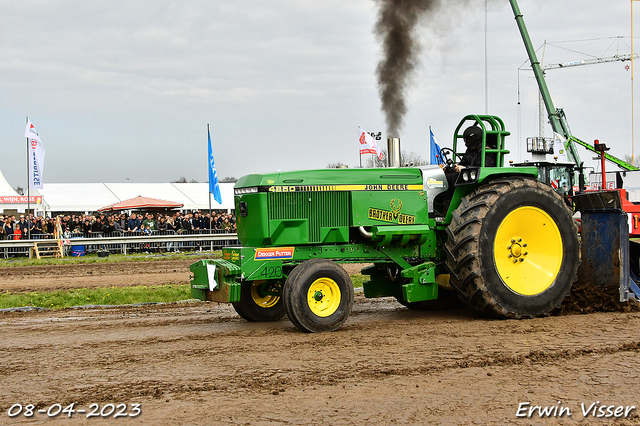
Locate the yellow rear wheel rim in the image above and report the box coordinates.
[494,206,563,296]
[250,281,280,309]
[307,277,341,317]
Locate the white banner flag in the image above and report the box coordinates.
[358,126,383,160]
[24,119,45,190]
[553,132,569,162]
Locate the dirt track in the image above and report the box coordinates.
[1,259,640,425]
[0,258,199,294]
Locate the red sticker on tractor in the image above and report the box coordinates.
[255,247,295,260]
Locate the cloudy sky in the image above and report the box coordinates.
[0,0,636,188]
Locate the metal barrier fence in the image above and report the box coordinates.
[0,230,240,258]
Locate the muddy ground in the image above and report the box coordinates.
[0,257,202,294]
[1,259,639,425]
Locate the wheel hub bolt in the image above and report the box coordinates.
[507,237,528,261]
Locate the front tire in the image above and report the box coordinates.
[284,259,354,332]
[444,177,579,318]
[232,280,285,322]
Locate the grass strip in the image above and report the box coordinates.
[0,285,192,310]
[0,252,221,268]
[350,274,366,288]
[0,275,367,310]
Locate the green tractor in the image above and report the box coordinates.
[190,114,580,332]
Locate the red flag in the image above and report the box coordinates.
[358,127,383,160]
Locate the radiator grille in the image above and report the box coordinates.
[268,191,349,243]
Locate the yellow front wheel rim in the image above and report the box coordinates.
[494,206,563,296]
[250,281,280,309]
[307,277,341,317]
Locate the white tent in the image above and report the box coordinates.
[0,169,42,214]
[0,164,236,214]
[36,182,235,214]
[0,169,19,197]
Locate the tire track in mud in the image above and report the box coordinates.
[4,338,639,411]
[3,261,640,424]
[1,302,640,413]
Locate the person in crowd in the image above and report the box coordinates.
[127,213,141,233]
[173,212,183,230]
[0,209,236,249]
[4,216,15,240]
[138,223,151,252]
[157,215,168,232]
[118,213,127,230]
[41,217,51,235]
[191,212,201,231]
[17,215,29,236]
[103,216,115,234]
[112,216,123,232]
[180,214,192,232]
[163,215,177,252]
[91,216,103,234]
[31,216,43,236]
[142,213,156,232]
[64,215,73,231]
[71,216,81,233]
[165,215,177,232]
[81,218,92,238]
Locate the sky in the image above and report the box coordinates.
[0,0,637,188]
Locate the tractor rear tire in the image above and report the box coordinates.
[232,280,285,322]
[283,259,354,333]
[444,177,579,318]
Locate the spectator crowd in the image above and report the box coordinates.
[0,211,236,240]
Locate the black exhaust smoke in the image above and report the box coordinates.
[375,0,440,137]
[374,0,485,136]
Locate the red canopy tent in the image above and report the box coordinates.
[98,195,184,212]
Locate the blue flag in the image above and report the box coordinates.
[208,127,222,204]
[430,127,443,166]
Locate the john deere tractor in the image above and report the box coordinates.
[190,114,580,332]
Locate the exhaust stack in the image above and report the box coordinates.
[387,137,401,168]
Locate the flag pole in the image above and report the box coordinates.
[208,124,213,250]
[208,190,212,251]
[358,125,362,168]
[26,117,32,243]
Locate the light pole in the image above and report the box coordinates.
[632,0,640,164]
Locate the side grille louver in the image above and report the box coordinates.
[268,192,349,243]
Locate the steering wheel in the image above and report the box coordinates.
[439,148,459,171]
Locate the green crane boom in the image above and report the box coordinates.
[509,0,638,172]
